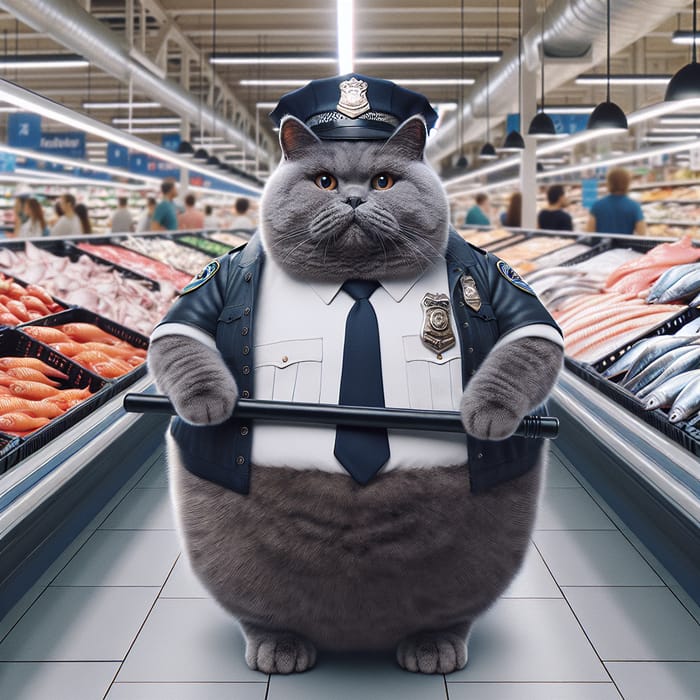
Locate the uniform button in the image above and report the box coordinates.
[459,301,465,307]
[436,353,443,360]
[282,355,288,363]
[468,347,474,353]
[244,272,252,282]
[236,456,245,465]
[462,321,469,328]
[470,369,476,376]
[242,366,250,375]
[240,426,249,436]
[241,327,249,335]
[242,345,250,355]
[244,307,251,315]
[241,390,250,398]
[477,452,483,459]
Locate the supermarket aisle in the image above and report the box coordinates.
[0,447,699,700]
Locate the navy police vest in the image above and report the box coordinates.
[168,229,556,494]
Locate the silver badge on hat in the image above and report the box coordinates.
[420,293,456,354]
[337,77,370,118]
[460,274,482,312]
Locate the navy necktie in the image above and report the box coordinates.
[333,280,391,484]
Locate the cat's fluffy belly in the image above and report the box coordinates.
[168,432,544,652]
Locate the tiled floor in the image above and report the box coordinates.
[1,449,699,700]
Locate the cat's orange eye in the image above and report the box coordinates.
[314,173,338,190]
[372,174,395,190]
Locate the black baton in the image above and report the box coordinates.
[123,394,558,439]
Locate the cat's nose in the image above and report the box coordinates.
[346,197,363,209]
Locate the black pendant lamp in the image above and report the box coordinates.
[587,0,627,131]
[479,66,498,159]
[500,0,525,151]
[455,0,468,168]
[177,139,194,156]
[193,145,209,160]
[666,0,700,101]
[528,9,557,139]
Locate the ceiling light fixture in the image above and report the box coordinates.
[671,30,700,45]
[337,0,354,74]
[545,104,596,114]
[83,101,161,109]
[659,115,700,124]
[0,54,88,70]
[211,53,335,65]
[112,117,181,125]
[500,0,525,152]
[587,0,627,132]
[576,74,670,86]
[240,78,476,87]
[666,0,700,101]
[455,0,468,168]
[356,51,502,64]
[126,126,181,134]
[644,135,698,142]
[528,8,557,139]
[480,66,498,160]
[0,78,261,193]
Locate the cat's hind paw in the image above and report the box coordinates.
[245,631,317,674]
[396,631,468,674]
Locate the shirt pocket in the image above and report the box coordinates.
[254,338,323,403]
[216,304,245,359]
[402,335,462,410]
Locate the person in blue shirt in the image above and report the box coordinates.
[464,193,491,226]
[151,179,179,231]
[586,168,646,236]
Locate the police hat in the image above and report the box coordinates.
[269,73,438,140]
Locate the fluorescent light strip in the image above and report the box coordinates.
[112,117,181,125]
[0,106,19,113]
[0,79,262,194]
[445,98,700,191]
[671,31,700,45]
[337,0,354,74]
[644,135,698,143]
[0,58,88,70]
[356,53,501,65]
[659,116,700,125]
[83,101,161,109]
[650,127,700,134]
[241,78,476,87]
[544,105,596,115]
[212,54,334,65]
[126,126,181,134]
[576,74,671,86]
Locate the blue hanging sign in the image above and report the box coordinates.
[39,131,85,159]
[107,142,129,168]
[506,113,590,137]
[161,133,181,152]
[0,153,16,173]
[8,113,42,149]
[581,178,599,210]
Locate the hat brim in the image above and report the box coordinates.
[310,119,397,140]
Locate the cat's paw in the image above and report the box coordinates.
[396,631,468,674]
[460,398,521,440]
[173,387,237,426]
[245,632,317,674]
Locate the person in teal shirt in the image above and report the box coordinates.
[151,179,179,231]
[464,193,491,226]
[587,168,646,236]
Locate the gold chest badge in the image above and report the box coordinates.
[337,77,370,118]
[420,293,456,354]
[460,274,482,312]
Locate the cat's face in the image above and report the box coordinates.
[260,116,449,281]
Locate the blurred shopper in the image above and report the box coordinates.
[17,198,47,238]
[500,191,522,228]
[178,193,206,230]
[204,204,218,230]
[136,197,157,233]
[231,197,254,230]
[538,185,573,231]
[111,196,134,233]
[75,203,92,234]
[50,194,82,237]
[587,168,646,235]
[151,179,179,231]
[464,193,490,226]
[12,194,29,236]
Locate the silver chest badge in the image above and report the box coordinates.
[421,293,456,354]
[337,77,370,118]
[460,274,482,312]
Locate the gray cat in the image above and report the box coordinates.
[148,114,563,675]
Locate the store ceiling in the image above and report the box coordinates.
[0,0,696,178]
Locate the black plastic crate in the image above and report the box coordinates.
[19,307,149,392]
[0,327,110,474]
[565,306,700,458]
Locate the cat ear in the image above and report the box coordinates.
[279,116,320,159]
[383,116,427,161]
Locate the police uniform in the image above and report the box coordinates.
[151,74,563,495]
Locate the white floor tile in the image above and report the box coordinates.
[448,681,622,699]
[100,487,175,530]
[106,681,267,700]
[535,488,616,531]
[160,555,211,599]
[606,661,700,700]
[501,544,562,598]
